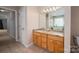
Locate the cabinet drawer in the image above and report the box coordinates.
[33,35,37,44]
[48,35,64,42]
[33,32,41,36]
[41,33,47,37]
[54,37,64,42]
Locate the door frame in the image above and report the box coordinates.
[0,7,18,41]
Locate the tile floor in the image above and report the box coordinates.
[0,30,48,53]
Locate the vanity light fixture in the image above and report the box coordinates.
[43,8,52,13]
[42,6,61,13]
[43,9,47,13]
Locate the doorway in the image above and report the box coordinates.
[0,7,18,41]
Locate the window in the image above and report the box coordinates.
[49,15,64,31]
[53,15,64,27]
[53,15,64,31]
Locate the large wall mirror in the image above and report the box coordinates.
[39,6,64,32]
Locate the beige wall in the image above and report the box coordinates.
[19,6,39,47]
[71,6,79,46]
[71,6,79,36]
[25,6,39,47]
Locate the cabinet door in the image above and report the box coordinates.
[33,32,41,46]
[54,36,64,53]
[48,35,55,52]
[41,34,47,49]
[33,32,37,45]
[33,34,37,44]
[54,40,64,53]
[37,36,42,47]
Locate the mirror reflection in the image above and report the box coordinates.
[39,7,64,32]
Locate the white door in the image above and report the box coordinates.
[19,7,26,43]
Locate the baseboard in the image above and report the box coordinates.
[22,42,33,48]
[64,48,70,53]
[10,35,15,39]
[7,32,15,39]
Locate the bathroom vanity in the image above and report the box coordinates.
[32,7,64,52]
[32,29,64,53]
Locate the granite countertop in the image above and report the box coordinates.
[33,29,64,37]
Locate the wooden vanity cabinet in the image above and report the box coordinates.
[33,31,64,53]
[37,35,42,47]
[41,33,47,49]
[33,32,37,45]
[54,37,64,52]
[54,41,64,52]
[33,32,42,47]
[47,35,55,52]
[47,35,64,53]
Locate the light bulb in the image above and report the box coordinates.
[46,9,49,12]
[49,8,52,12]
[53,7,56,11]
